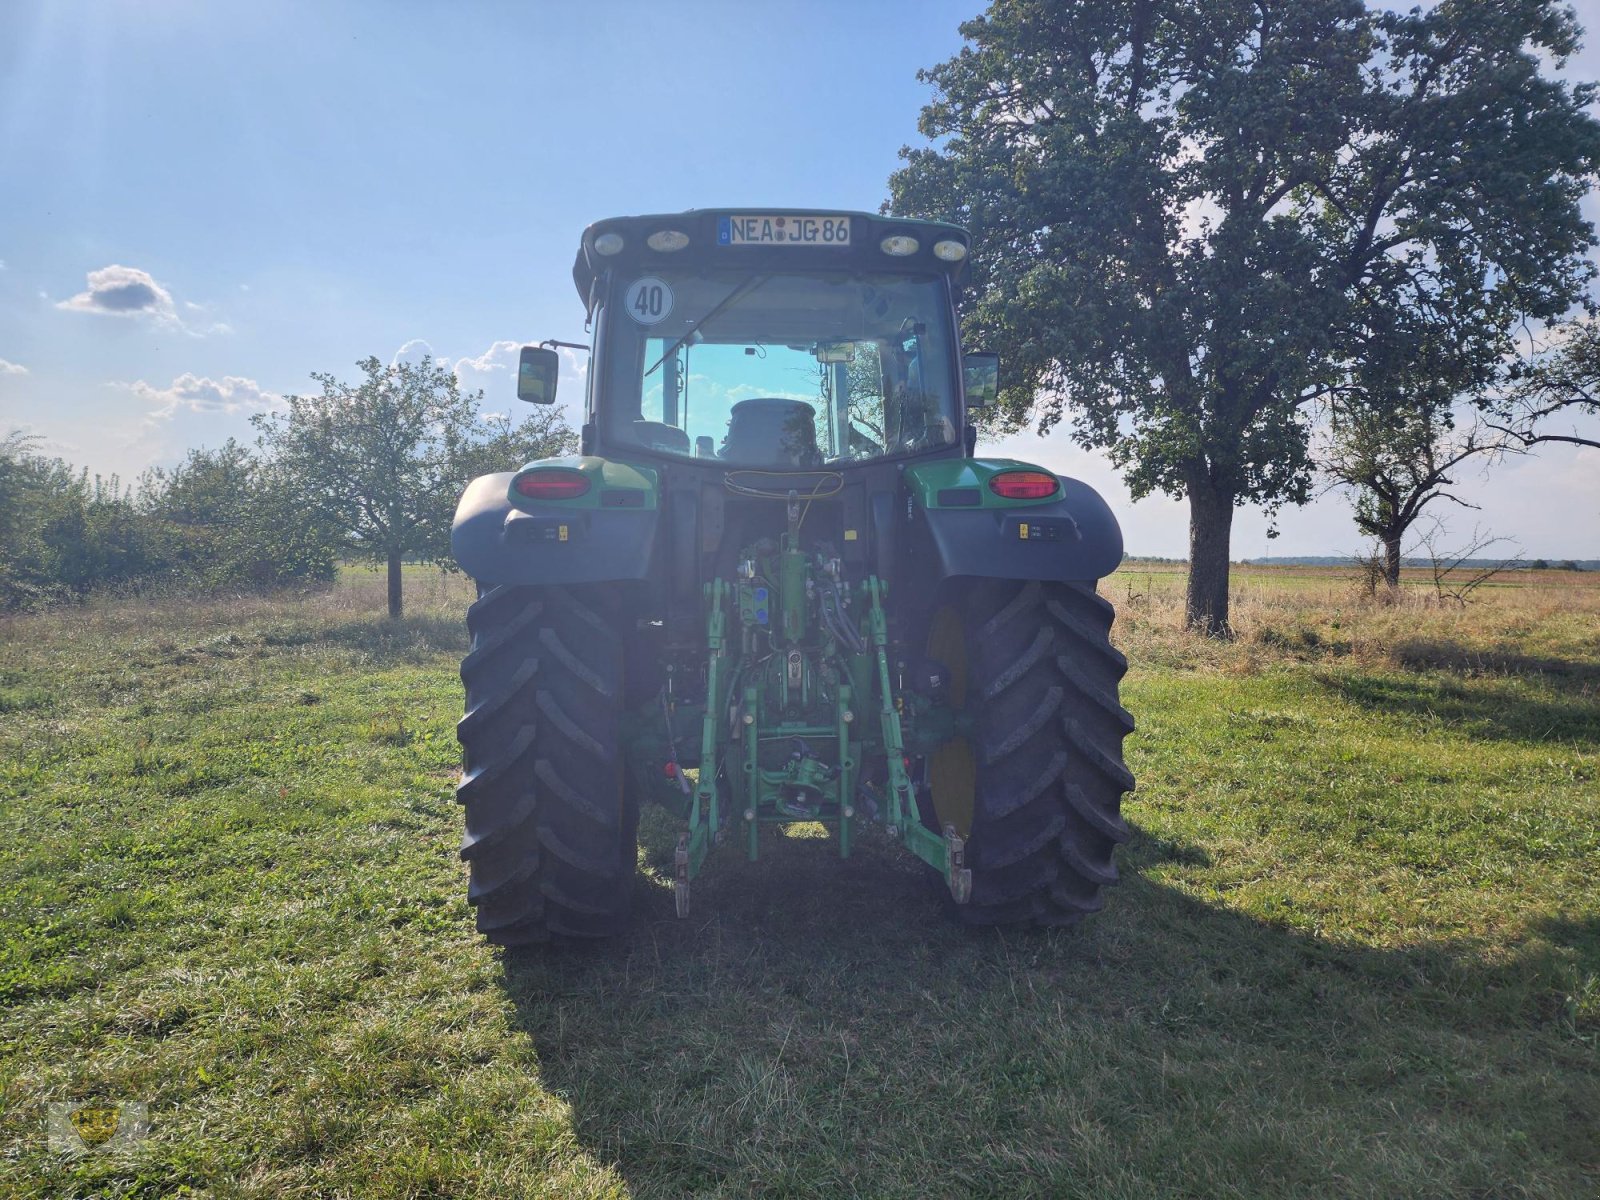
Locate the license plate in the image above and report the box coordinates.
[718,214,852,246]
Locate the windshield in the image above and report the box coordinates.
[600,271,958,466]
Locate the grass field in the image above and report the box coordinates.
[2,563,1596,1198]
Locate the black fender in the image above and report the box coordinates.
[451,472,659,586]
[904,465,1124,584]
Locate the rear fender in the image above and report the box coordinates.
[903,459,1123,583]
[451,457,660,586]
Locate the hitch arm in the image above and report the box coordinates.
[865,577,971,904]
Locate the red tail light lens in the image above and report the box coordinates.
[988,470,1059,500]
[514,469,590,500]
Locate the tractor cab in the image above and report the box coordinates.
[517,210,997,468]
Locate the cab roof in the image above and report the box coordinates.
[570,208,971,304]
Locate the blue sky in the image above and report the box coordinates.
[1,0,1596,560]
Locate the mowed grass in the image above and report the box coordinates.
[1,563,1596,1198]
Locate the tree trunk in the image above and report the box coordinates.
[387,549,403,619]
[1382,531,1403,590]
[1186,481,1235,637]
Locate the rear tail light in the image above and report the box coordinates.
[514,469,590,500]
[988,470,1058,500]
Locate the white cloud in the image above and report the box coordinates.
[57,264,179,321]
[0,358,27,375]
[453,339,520,375]
[54,265,229,336]
[391,339,438,368]
[117,373,280,422]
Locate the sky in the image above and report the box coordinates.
[1,0,1597,561]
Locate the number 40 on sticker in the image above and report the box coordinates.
[625,277,673,325]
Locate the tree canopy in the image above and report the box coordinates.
[140,440,344,589]
[252,356,575,618]
[890,0,1600,632]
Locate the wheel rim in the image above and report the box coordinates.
[925,603,975,837]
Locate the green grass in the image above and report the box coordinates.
[1,565,1596,1198]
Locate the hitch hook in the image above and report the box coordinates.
[944,823,972,905]
[674,833,691,918]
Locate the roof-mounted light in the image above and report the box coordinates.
[646,229,690,252]
[933,239,968,262]
[593,232,624,256]
[880,234,920,256]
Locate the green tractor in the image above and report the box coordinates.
[451,209,1133,943]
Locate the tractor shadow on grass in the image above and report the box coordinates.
[494,822,1599,1199]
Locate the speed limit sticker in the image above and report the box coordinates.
[624,277,673,325]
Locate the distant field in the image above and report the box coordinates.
[1,564,1596,1198]
[1119,560,1600,594]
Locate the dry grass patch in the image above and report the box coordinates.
[1112,563,1600,680]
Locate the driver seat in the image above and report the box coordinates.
[721,398,822,467]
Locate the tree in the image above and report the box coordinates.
[2,431,344,610]
[253,356,575,618]
[1319,281,1517,591]
[0,441,154,607]
[140,440,343,588]
[1410,515,1523,605]
[1490,317,1600,450]
[0,430,47,607]
[889,0,1600,634]
[1320,402,1516,589]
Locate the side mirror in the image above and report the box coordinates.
[517,346,560,405]
[963,351,999,409]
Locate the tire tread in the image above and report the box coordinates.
[952,579,1133,928]
[456,584,636,945]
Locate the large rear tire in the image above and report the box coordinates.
[923,579,1134,927]
[456,584,637,945]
